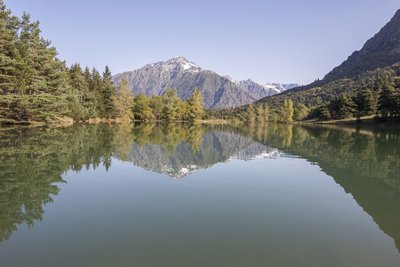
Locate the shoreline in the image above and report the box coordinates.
[1,115,399,131]
[299,116,400,130]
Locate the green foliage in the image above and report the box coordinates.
[379,84,399,118]
[246,104,255,123]
[187,89,204,122]
[282,99,294,123]
[260,65,400,121]
[313,81,399,121]
[101,65,116,118]
[0,1,17,94]
[149,96,163,121]
[0,124,118,242]
[294,104,310,121]
[161,88,180,122]
[316,105,332,120]
[130,88,206,123]
[133,94,154,121]
[206,100,296,124]
[0,2,127,125]
[113,79,134,120]
[329,93,356,119]
[354,87,377,118]
[0,94,69,123]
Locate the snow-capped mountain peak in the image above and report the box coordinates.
[235,79,299,98]
[113,56,299,109]
[165,56,201,72]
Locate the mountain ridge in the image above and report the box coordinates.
[113,56,297,109]
[324,9,400,82]
[258,8,400,105]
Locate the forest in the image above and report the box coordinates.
[255,65,400,122]
[1,0,399,126]
[0,1,204,125]
[209,65,400,124]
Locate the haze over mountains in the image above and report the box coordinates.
[113,56,298,109]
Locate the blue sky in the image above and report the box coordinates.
[6,0,400,84]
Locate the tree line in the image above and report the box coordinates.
[259,65,400,122]
[212,68,400,123]
[120,84,204,122]
[207,98,305,124]
[0,1,205,124]
[314,82,400,121]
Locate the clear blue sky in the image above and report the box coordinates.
[6,0,400,84]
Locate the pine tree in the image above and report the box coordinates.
[68,64,92,120]
[14,12,47,94]
[0,1,17,94]
[378,84,397,117]
[318,105,332,120]
[330,94,356,119]
[83,66,91,85]
[101,65,115,118]
[187,89,204,122]
[90,68,104,116]
[355,87,377,118]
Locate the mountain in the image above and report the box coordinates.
[113,56,293,109]
[235,79,298,98]
[324,9,400,82]
[117,130,280,178]
[259,9,400,106]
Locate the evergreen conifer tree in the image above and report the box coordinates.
[0,1,17,94]
[101,65,116,118]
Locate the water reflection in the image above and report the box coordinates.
[0,123,399,252]
[117,124,280,177]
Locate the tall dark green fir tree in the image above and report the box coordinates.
[0,0,17,94]
[354,87,377,118]
[101,65,115,118]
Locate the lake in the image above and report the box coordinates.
[0,123,399,267]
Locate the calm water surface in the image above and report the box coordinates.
[0,123,399,267]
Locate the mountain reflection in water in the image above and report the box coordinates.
[0,122,399,254]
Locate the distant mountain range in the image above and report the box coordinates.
[115,130,281,178]
[113,56,298,109]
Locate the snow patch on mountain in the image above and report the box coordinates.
[235,79,299,99]
[112,56,299,108]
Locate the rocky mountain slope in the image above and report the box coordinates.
[259,8,400,105]
[235,79,298,98]
[324,9,400,82]
[113,56,295,109]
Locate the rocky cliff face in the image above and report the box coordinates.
[258,9,400,103]
[113,56,294,109]
[324,9,400,82]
